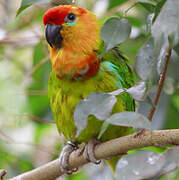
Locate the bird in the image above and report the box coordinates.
[43,4,135,174]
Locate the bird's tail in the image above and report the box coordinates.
[105,155,122,174]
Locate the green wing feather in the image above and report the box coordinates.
[102,46,135,110]
[99,47,135,172]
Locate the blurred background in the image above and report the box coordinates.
[0,0,178,179]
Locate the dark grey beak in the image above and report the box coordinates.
[45,24,63,48]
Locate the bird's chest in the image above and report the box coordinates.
[49,68,119,119]
[48,69,120,140]
[48,75,99,140]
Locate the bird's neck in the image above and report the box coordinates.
[56,50,100,80]
[49,29,101,80]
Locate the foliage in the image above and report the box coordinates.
[101,17,131,51]
[0,0,178,180]
[115,147,179,180]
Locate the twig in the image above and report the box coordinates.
[0,130,14,143]
[11,142,58,156]
[27,114,55,124]
[99,0,134,19]
[0,129,57,155]
[124,3,137,16]
[0,169,7,180]
[25,56,49,78]
[1,139,58,156]
[99,5,122,19]
[0,36,42,47]
[148,49,172,121]
[24,90,48,96]
[9,129,179,180]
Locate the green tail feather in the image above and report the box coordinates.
[105,156,122,173]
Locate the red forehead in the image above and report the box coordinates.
[43,5,86,26]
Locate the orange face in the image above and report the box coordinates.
[43,5,101,79]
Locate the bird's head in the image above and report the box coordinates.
[43,5,101,79]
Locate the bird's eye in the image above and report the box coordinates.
[65,13,76,23]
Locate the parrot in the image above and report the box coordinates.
[43,5,135,174]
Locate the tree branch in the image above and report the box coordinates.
[9,129,179,180]
[25,56,49,78]
[148,49,172,121]
[0,169,7,180]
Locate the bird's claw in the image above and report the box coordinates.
[83,139,101,164]
[59,141,78,175]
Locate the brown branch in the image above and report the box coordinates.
[0,130,14,143]
[99,0,135,19]
[24,90,48,96]
[99,5,123,19]
[27,114,55,124]
[148,49,172,121]
[0,130,57,155]
[0,169,7,180]
[0,36,43,47]
[25,56,49,78]
[11,142,58,156]
[9,129,179,180]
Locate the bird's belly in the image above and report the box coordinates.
[52,80,103,142]
[49,70,133,142]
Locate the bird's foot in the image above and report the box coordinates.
[83,139,101,164]
[59,141,78,175]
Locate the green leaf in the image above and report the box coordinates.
[34,123,52,143]
[152,0,167,23]
[165,147,179,167]
[173,28,179,55]
[163,77,174,95]
[101,17,131,51]
[98,121,109,139]
[126,81,147,101]
[109,88,126,96]
[139,3,155,13]
[74,92,117,137]
[135,37,158,84]
[152,0,179,48]
[106,112,151,129]
[115,151,166,180]
[68,171,89,180]
[109,81,147,101]
[51,0,74,6]
[152,0,179,75]
[16,0,75,16]
[136,0,156,5]
[155,33,169,75]
[146,14,154,35]
[99,112,151,137]
[115,147,179,179]
[108,0,128,10]
[32,43,50,83]
[26,43,51,116]
[16,0,46,16]
[174,43,179,55]
[136,0,157,13]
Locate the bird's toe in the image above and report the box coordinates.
[83,139,101,164]
[59,141,78,174]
